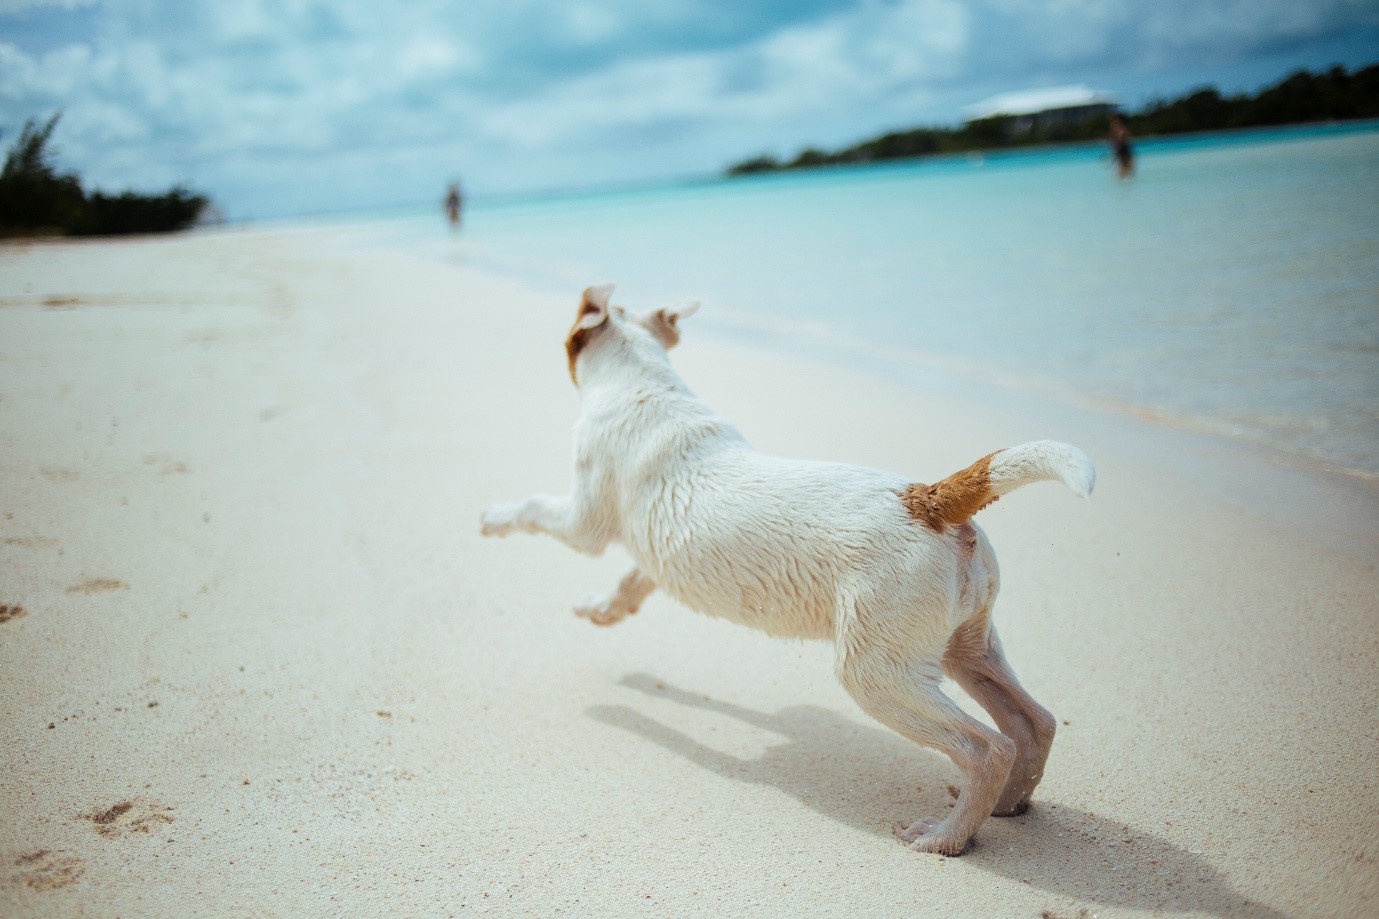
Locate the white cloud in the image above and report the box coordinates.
[558,3,625,45]
[1135,0,1368,50]
[0,42,91,100]
[476,0,971,150]
[975,0,1379,68]
[398,35,474,80]
[1,0,1374,216]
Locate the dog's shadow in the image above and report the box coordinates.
[589,673,1285,919]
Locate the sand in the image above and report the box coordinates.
[1,228,1376,919]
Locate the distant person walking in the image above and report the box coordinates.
[444,181,464,231]
[1108,113,1135,178]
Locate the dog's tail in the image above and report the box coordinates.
[899,440,1095,530]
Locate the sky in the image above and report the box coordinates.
[2,0,1377,220]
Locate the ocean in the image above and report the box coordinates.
[373,122,1379,479]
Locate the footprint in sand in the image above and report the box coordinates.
[142,454,189,475]
[80,799,175,839]
[66,578,127,595]
[2,536,60,548]
[5,849,85,891]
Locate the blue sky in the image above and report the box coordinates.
[2,0,1377,219]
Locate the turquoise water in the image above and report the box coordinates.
[383,122,1379,477]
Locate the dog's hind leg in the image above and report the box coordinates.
[574,568,655,626]
[943,618,1057,817]
[836,645,1015,855]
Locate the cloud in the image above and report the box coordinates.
[476,0,970,153]
[967,0,1379,75]
[0,0,1375,217]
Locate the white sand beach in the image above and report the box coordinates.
[1,228,1376,918]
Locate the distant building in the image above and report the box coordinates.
[964,85,1118,136]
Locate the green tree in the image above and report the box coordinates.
[724,62,1379,177]
[0,114,85,234]
[0,112,210,237]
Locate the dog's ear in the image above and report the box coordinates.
[576,284,615,330]
[566,284,616,385]
[640,300,700,349]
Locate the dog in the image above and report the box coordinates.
[480,284,1094,855]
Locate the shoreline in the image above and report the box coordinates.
[420,226,1379,517]
[678,322,1379,562]
[303,123,1379,486]
[11,219,1375,500]
[722,116,1379,180]
[2,227,1376,918]
[693,305,1379,489]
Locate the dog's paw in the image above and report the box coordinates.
[900,817,972,857]
[480,504,518,537]
[574,595,632,627]
[991,798,1030,817]
[898,816,940,845]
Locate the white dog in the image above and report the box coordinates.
[480,284,1094,856]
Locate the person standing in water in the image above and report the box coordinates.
[444,181,464,231]
[1108,113,1135,178]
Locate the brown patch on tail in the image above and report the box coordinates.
[899,452,999,530]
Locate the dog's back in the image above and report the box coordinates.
[584,378,970,640]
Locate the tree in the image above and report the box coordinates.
[0,112,210,237]
[0,114,85,234]
[724,62,1379,177]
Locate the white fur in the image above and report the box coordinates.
[988,440,1095,501]
[481,286,1093,855]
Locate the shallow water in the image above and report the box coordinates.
[381,122,1379,477]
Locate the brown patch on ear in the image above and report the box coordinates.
[898,452,999,530]
[565,286,612,384]
[565,322,591,384]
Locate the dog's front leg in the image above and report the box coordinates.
[574,568,656,627]
[480,493,613,555]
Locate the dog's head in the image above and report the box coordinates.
[564,283,699,386]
